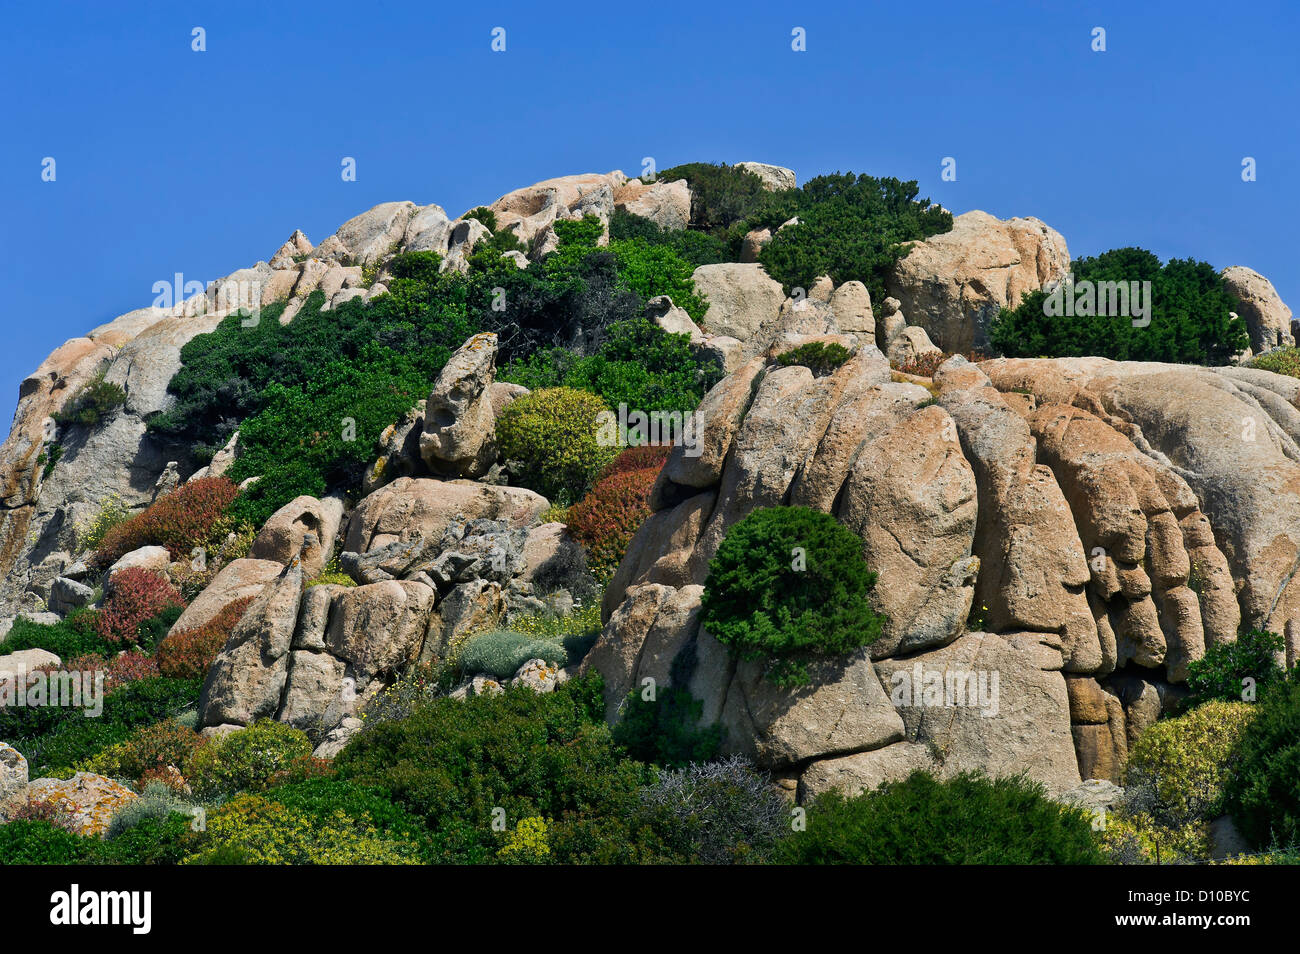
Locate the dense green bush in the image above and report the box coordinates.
[1186,629,1288,704]
[263,777,435,857]
[609,208,734,267]
[334,675,658,863]
[1,613,114,660]
[779,771,1105,864]
[1227,680,1300,849]
[700,506,885,687]
[989,248,1249,364]
[752,173,952,303]
[184,720,321,798]
[613,686,722,769]
[657,161,776,237]
[494,387,617,503]
[775,341,853,376]
[0,819,94,864]
[0,676,202,776]
[500,318,719,417]
[53,372,127,428]
[96,813,194,865]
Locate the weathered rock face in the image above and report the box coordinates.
[733,162,797,191]
[1221,265,1295,353]
[488,171,626,248]
[614,179,691,230]
[418,333,500,479]
[591,346,1300,796]
[886,210,1070,353]
[248,495,346,579]
[690,263,786,346]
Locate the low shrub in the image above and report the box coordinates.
[1186,629,1288,705]
[638,757,789,864]
[1249,346,1300,379]
[77,493,131,552]
[1227,679,1300,850]
[155,596,254,681]
[497,815,551,864]
[699,506,886,687]
[0,614,114,660]
[334,675,655,863]
[93,569,186,647]
[263,777,435,858]
[184,720,324,798]
[779,771,1105,864]
[93,477,240,567]
[81,720,204,787]
[53,372,127,429]
[182,793,420,865]
[568,450,665,580]
[457,630,568,680]
[0,820,94,864]
[1124,700,1256,861]
[494,387,617,503]
[613,686,723,769]
[775,341,853,376]
[95,813,194,865]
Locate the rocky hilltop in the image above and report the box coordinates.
[1,161,1297,859]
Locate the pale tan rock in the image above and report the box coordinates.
[1221,265,1294,353]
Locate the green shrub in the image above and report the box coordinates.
[699,506,886,687]
[609,239,707,322]
[95,812,195,865]
[457,630,568,680]
[1227,680,1300,849]
[613,686,723,769]
[334,675,655,863]
[53,372,127,429]
[753,173,952,304]
[779,771,1105,864]
[1124,699,1257,860]
[609,208,734,267]
[0,615,114,660]
[0,820,94,864]
[1186,629,1288,704]
[263,777,436,861]
[775,341,853,376]
[989,248,1249,364]
[182,793,420,865]
[1249,346,1300,378]
[657,161,775,236]
[494,387,617,503]
[184,720,321,798]
[0,676,202,777]
[499,318,718,417]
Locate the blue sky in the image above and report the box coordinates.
[1,0,1296,425]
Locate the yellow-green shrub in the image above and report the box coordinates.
[494,387,617,503]
[183,794,419,865]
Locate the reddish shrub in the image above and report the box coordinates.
[596,444,672,481]
[94,477,240,567]
[94,569,187,647]
[155,596,253,681]
[85,720,204,787]
[891,350,990,378]
[568,457,665,579]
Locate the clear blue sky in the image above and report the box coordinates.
[1,1,1296,426]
